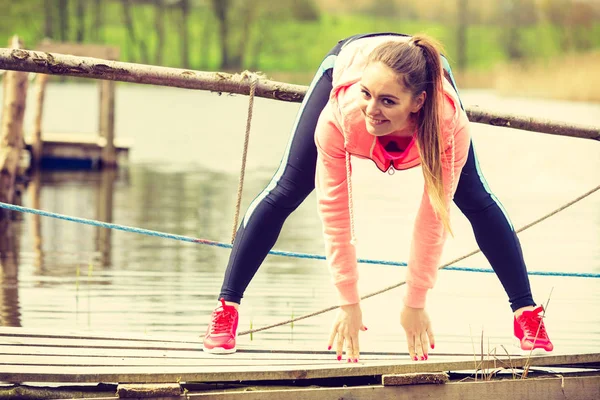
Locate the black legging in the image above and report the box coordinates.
[219,33,535,312]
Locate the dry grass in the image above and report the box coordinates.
[458,51,600,102]
[270,52,600,103]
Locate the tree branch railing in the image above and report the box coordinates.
[0,47,598,141]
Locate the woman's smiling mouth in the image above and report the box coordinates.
[366,115,387,125]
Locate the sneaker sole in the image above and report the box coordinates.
[514,338,553,356]
[202,345,237,354]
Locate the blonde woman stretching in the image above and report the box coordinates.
[202,33,553,362]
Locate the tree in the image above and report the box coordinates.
[44,0,54,38]
[180,0,190,68]
[154,0,165,65]
[76,0,86,42]
[210,0,320,70]
[92,0,104,41]
[121,0,149,63]
[58,0,70,41]
[457,0,468,69]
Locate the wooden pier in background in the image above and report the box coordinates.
[27,40,131,168]
[0,327,599,399]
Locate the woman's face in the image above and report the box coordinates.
[358,61,425,137]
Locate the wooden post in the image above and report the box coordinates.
[95,168,115,267]
[0,36,28,221]
[30,74,49,167]
[28,169,43,271]
[99,79,116,166]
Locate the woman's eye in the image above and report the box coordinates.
[382,98,395,106]
[361,89,371,98]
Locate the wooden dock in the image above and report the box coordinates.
[24,133,132,169]
[1,327,599,399]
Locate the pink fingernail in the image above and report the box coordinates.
[347,359,351,363]
[337,355,341,361]
[365,327,368,331]
[354,359,358,363]
[413,356,418,361]
[424,354,428,360]
[420,356,424,361]
[431,344,435,349]
[327,346,331,350]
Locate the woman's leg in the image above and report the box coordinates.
[453,143,535,312]
[445,56,552,351]
[218,43,345,305]
[441,55,534,311]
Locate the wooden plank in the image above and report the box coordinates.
[0,354,344,367]
[35,40,120,60]
[0,327,180,343]
[0,346,407,361]
[1,353,599,384]
[0,335,206,351]
[382,372,449,386]
[0,334,535,358]
[116,383,181,398]
[55,375,600,400]
[23,133,133,148]
[0,327,523,357]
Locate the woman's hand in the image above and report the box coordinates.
[327,303,368,362]
[400,305,435,361]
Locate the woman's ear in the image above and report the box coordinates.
[411,91,426,113]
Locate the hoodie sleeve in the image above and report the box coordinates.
[404,100,471,309]
[314,104,360,306]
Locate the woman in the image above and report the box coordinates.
[202,33,553,361]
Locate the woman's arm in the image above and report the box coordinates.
[314,105,360,306]
[404,104,471,309]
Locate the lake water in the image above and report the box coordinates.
[0,82,598,356]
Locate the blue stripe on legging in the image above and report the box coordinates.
[242,54,338,227]
[471,142,515,230]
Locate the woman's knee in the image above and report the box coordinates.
[264,177,314,210]
[453,184,496,215]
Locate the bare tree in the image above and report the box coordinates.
[76,0,86,42]
[58,0,69,41]
[92,0,104,41]
[180,0,190,68]
[457,0,468,69]
[212,0,232,69]
[44,0,54,38]
[154,0,165,65]
[121,0,149,63]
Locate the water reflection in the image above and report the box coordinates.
[0,220,21,327]
[0,83,598,353]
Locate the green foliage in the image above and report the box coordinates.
[2,0,600,76]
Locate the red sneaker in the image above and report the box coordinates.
[514,305,554,352]
[202,298,239,354]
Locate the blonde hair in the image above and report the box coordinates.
[368,35,452,235]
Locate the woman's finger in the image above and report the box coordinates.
[328,322,339,351]
[336,330,344,361]
[414,334,424,361]
[351,333,360,362]
[405,333,416,361]
[420,331,429,360]
[345,334,354,362]
[427,328,436,350]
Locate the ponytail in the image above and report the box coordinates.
[368,35,452,235]
[411,35,451,236]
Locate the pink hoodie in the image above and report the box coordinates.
[314,36,471,309]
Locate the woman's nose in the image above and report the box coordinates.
[366,99,379,115]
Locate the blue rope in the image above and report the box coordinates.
[1,201,599,279]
